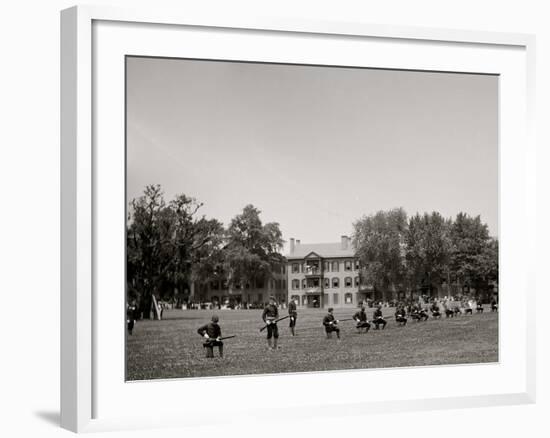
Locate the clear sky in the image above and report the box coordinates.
[126,57,498,250]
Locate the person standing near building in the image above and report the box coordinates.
[127,301,138,335]
[288,297,298,336]
[262,296,280,350]
[323,307,341,339]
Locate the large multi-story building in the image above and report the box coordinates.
[192,264,287,308]
[286,236,369,309]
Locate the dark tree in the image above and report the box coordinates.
[405,212,452,297]
[352,208,408,301]
[224,205,285,300]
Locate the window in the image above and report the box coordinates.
[210,281,219,290]
[354,276,360,287]
[332,277,340,288]
[302,278,307,289]
[292,263,299,273]
[332,261,339,272]
[257,293,263,303]
[283,280,287,290]
[307,278,320,288]
[324,261,330,272]
[333,293,339,305]
[345,293,353,304]
[345,260,352,271]
[305,261,320,275]
[292,279,299,290]
[345,277,353,288]
[291,294,300,303]
[302,295,308,306]
[324,278,330,289]
[355,260,360,270]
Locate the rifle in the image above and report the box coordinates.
[259,315,290,332]
[326,318,354,325]
[203,335,236,346]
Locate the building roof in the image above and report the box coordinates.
[286,242,356,260]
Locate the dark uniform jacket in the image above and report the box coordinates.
[323,313,337,326]
[395,308,406,317]
[353,310,368,322]
[197,322,222,338]
[288,301,297,316]
[126,305,137,321]
[373,308,383,319]
[262,303,279,322]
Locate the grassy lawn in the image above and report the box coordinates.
[126,307,498,381]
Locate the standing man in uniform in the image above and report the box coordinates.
[262,296,280,350]
[127,300,139,335]
[288,297,298,336]
[353,306,371,333]
[323,308,341,339]
[197,315,224,358]
[372,305,387,330]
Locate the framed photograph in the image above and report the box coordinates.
[61,5,536,433]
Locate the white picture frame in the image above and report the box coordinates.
[60,5,536,433]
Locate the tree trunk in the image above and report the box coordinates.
[141,293,153,319]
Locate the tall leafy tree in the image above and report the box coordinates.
[449,213,495,297]
[127,185,225,316]
[224,205,285,295]
[352,208,408,301]
[168,194,225,304]
[405,212,452,296]
[127,184,171,317]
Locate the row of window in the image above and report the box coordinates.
[291,259,360,274]
[209,279,287,290]
[209,293,286,304]
[290,293,355,305]
[291,276,360,290]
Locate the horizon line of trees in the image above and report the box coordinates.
[127,185,499,317]
[352,207,498,302]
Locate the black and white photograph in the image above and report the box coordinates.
[125,56,499,381]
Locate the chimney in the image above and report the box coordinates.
[341,235,349,250]
[296,239,301,246]
[290,238,295,254]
